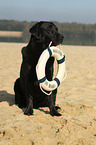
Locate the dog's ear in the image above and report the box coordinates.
[29,23,42,41]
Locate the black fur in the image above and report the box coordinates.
[14,21,64,116]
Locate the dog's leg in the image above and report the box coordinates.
[46,57,61,116]
[52,89,61,110]
[46,57,54,81]
[48,94,62,116]
[14,78,26,108]
[24,95,33,115]
[24,80,34,115]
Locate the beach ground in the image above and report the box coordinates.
[0,42,96,145]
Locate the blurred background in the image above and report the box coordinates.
[0,0,96,45]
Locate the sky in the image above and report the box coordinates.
[0,0,96,24]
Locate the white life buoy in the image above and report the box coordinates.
[36,46,67,94]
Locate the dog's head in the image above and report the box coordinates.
[29,21,64,46]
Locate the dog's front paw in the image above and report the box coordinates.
[55,106,61,110]
[50,108,62,116]
[24,108,33,116]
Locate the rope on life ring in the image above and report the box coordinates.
[36,44,67,95]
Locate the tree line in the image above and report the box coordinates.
[0,20,96,45]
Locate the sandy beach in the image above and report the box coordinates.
[0,42,96,145]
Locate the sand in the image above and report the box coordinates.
[0,42,96,145]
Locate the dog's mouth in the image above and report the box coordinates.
[52,35,64,46]
[59,35,64,43]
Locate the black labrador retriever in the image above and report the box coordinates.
[14,21,64,116]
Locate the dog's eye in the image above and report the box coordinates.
[48,28,51,31]
[48,26,52,31]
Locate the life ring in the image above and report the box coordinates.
[36,46,67,93]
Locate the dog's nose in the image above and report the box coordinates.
[60,35,64,40]
[59,35,64,43]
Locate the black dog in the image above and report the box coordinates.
[14,21,64,116]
